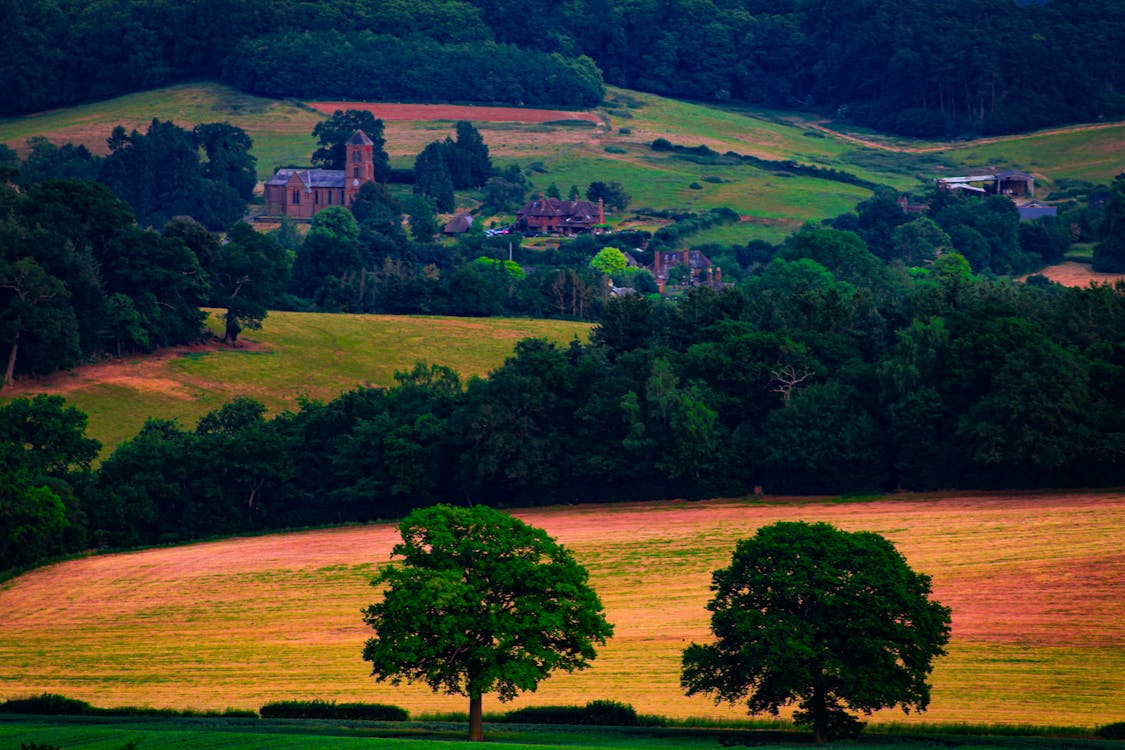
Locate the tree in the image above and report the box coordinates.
[207,223,290,344]
[588,246,628,276]
[412,141,455,212]
[682,521,951,743]
[1093,173,1125,272]
[586,180,630,212]
[362,504,613,742]
[194,122,257,201]
[311,109,390,180]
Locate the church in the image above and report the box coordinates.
[263,130,376,219]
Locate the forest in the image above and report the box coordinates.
[2,0,1123,136]
[6,189,1125,570]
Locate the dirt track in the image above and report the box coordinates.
[308,101,603,125]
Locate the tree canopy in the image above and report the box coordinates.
[681,521,952,743]
[362,503,613,741]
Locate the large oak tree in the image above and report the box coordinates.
[682,521,951,743]
[362,504,613,741]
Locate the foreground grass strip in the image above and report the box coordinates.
[2,715,1119,750]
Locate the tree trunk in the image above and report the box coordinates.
[3,326,20,387]
[812,682,828,745]
[468,693,483,742]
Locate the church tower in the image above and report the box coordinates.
[344,130,375,205]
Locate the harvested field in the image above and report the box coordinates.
[307,102,604,125]
[1023,261,1125,288]
[0,492,1121,727]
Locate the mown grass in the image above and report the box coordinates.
[2,714,1118,750]
[1,494,1121,729]
[0,310,590,452]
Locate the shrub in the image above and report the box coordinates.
[259,699,409,721]
[1098,723,1125,740]
[604,146,628,154]
[689,182,703,190]
[0,694,94,715]
[500,699,638,726]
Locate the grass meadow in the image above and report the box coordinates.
[1,493,1121,736]
[2,716,1119,750]
[0,310,591,453]
[4,83,1123,246]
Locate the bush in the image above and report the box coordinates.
[0,694,94,715]
[1098,723,1125,739]
[500,699,638,726]
[259,699,409,721]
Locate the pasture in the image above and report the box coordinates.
[0,311,591,452]
[4,83,1123,245]
[1,493,1121,730]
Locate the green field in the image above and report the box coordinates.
[1,714,1119,750]
[4,83,1122,246]
[0,310,591,453]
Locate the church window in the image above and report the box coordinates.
[354,166,360,178]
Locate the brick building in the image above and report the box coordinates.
[263,130,376,219]
[515,196,605,235]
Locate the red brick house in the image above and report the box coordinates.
[263,130,376,219]
[515,196,605,235]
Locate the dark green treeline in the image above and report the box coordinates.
[2,0,1123,135]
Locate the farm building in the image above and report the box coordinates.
[935,169,1035,198]
[263,130,376,219]
[443,213,474,234]
[515,196,605,235]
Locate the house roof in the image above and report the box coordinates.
[443,213,474,233]
[1018,202,1057,221]
[266,168,345,190]
[347,130,373,146]
[517,197,599,221]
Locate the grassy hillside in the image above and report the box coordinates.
[4,83,1122,245]
[1,493,1121,729]
[0,310,591,452]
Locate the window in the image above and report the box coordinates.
[352,150,360,162]
[292,190,300,205]
[354,166,360,178]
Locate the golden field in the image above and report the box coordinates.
[1,492,1121,728]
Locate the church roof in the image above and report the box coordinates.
[266,168,345,189]
[347,130,373,146]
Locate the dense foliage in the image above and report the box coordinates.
[2,0,1121,136]
[682,521,951,743]
[361,504,613,741]
[0,181,210,383]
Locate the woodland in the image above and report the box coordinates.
[2,0,1124,136]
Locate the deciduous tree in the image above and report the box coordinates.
[682,521,951,743]
[362,503,613,742]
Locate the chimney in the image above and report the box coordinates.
[597,197,605,225]
[707,267,714,285]
[654,249,662,279]
[716,266,722,285]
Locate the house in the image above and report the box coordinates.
[263,130,376,219]
[443,213,474,234]
[652,248,725,292]
[515,196,605,235]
